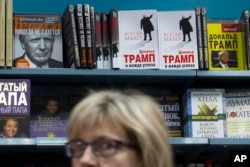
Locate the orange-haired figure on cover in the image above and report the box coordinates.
[65,89,173,167]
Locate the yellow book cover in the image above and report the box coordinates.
[207,20,246,70]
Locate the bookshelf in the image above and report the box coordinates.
[0,0,249,166]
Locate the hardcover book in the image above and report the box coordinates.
[201,7,209,70]
[148,88,183,137]
[195,7,204,70]
[0,79,30,138]
[183,88,226,138]
[74,4,88,68]
[207,20,246,70]
[13,13,63,68]
[30,95,69,138]
[63,4,81,68]
[239,10,250,70]
[225,95,250,138]
[95,12,104,69]
[5,0,13,68]
[0,0,5,67]
[118,9,160,69]
[158,10,199,69]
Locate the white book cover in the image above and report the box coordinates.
[225,96,250,138]
[158,10,199,69]
[118,9,159,69]
[183,89,226,138]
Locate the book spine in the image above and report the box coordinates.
[243,10,250,70]
[75,4,88,68]
[63,4,81,68]
[195,7,204,70]
[90,6,97,68]
[201,7,209,70]
[101,13,111,69]
[5,0,12,68]
[83,4,94,69]
[0,0,5,67]
[95,12,104,69]
[109,9,120,69]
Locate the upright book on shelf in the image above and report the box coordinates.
[118,9,160,69]
[30,95,69,138]
[0,0,5,68]
[0,79,30,138]
[95,12,104,69]
[5,0,13,68]
[63,4,81,68]
[157,10,199,69]
[74,4,88,68]
[207,19,246,70]
[13,13,63,68]
[201,7,209,70]
[239,10,250,70]
[225,89,250,138]
[195,7,204,70]
[183,88,226,138]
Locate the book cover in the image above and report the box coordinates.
[101,12,112,69]
[195,7,204,70]
[0,0,5,68]
[109,9,120,69]
[201,7,209,70]
[0,79,30,138]
[83,4,94,69]
[183,88,226,138]
[118,9,159,69]
[158,10,199,69]
[225,94,250,138]
[239,10,250,70]
[148,88,183,137]
[207,20,246,70]
[62,4,81,68]
[74,4,87,68]
[5,0,12,68]
[13,13,63,68]
[30,95,69,138]
[95,12,104,69]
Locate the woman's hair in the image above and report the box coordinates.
[67,89,173,167]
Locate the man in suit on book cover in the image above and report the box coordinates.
[179,15,193,42]
[214,50,237,68]
[0,118,27,138]
[141,14,154,41]
[14,34,63,68]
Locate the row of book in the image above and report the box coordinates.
[0,1,249,70]
[2,79,250,139]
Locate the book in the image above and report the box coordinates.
[0,0,5,68]
[30,95,69,138]
[90,6,97,68]
[5,0,12,68]
[118,9,160,69]
[158,10,199,69]
[201,7,209,70]
[239,10,250,70]
[146,87,183,137]
[225,93,250,138]
[101,12,112,69]
[195,7,204,70]
[0,79,30,138]
[74,4,87,68]
[207,19,246,70]
[62,4,81,68]
[95,12,104,69]
[83,4,94,69]
[109,9,120,69]
[183,88,226,138]
[13,13,63,68]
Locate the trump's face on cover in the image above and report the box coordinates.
[20,34,54,66]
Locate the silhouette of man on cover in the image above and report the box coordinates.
[141,14,154,41]
[179,15,193,41]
